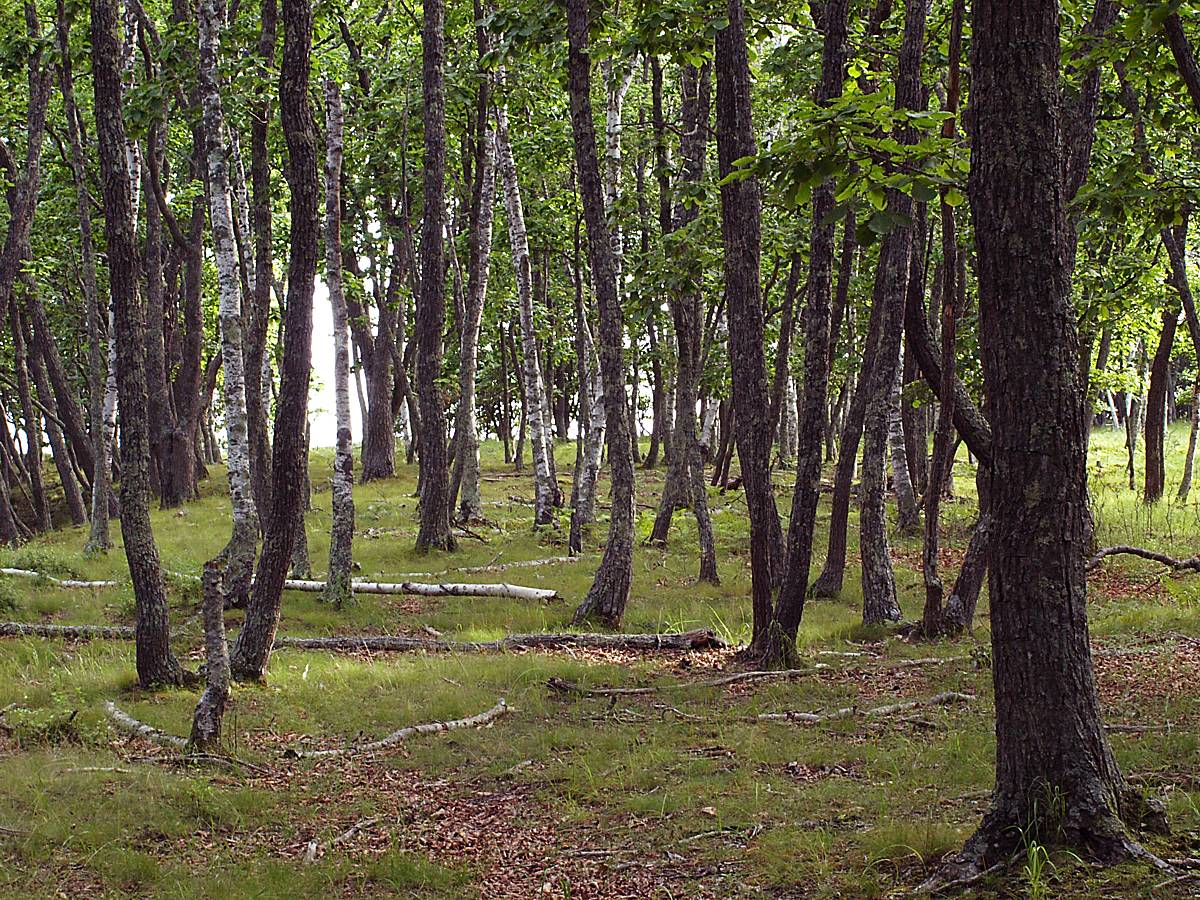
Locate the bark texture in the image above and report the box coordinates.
[566,0,635,627]
[715,0,784,649]
[229,0,318,681]
[90,0,187,687]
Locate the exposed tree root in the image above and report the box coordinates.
[1086,546,1200,573]
[758,691,975,724]
[285,698,509,759]
[547,657,961,697]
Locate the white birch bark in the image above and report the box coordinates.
[323,77,355,603]
[454,125,497,522]
[495,99,555,525]
[199,0,258,601]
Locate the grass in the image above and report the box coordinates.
[0,428,1197,896]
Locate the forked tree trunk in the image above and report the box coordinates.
[414,0,454,553]
[762,0,848,666]
[495,103,556,525]
[566,0,635,627]
[715,0,785,650]
[200,0,259,605]
[941,0,1153,874]
[229,0,318,681]
[323,78,355,604]
[90,0,188,688]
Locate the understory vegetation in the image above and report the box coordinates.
[1,431,1197,898]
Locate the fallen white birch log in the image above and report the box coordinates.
[278,579,557,601]
[0,568,120,589]
[286,698,509,759]
[757,691,975,724]
[456,556,586,574]
[103,700,188,748]
[1,622,134,640]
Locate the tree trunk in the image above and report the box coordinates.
[1144,303,1178,502]
[943,0,1147,872]
[90,0,188,688]
[715,0,784,650]
[887,348,920,533]
[495,103,555,526]
[28,334,88,525]
[322,79,355,603]
[762,0,848,666]
[8,300,51,533]
[858,2,926,629]
[450,17,495,524]
[1180,374,1200,500]
[229,0,318,681]
[646,62,717,583]
[200,0,259,605]
[413,0,454,553]
[566,0,635,627]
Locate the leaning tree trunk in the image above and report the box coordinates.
[90,0,188,688]
[762,0,849,666]
[229,0,318,681]
[940,0,1153,876]
[1180,374,1200,500]
[495,102,556,526]
[566,0,635,627]
[200,0,259,606]
[8,300,51,533]
[859,0,927,628]
[322,78,355,604]
[28,336,88,525]
[413,0,454,553]
[715,0,785,651]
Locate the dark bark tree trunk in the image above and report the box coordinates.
[414,0,454,553]
[941,0,1154,874]
[858,0,927,628]
[1143,303,1177,503]
[715,0,784,650]
[8,300,51,533]
[229,0,318,681]
[28,331,88,525]
[646,63,717,584]
[567,0,635,627]
[762,0,848,665]
[90,0,188,688]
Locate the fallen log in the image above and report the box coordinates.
[303,816,383,863]
[286,698,509,759]
[758,691,975,724]
[456,556,586,574]
[279,579,557,601]
[0,568,120,589]
[103,701,188,749]
[276,629,726,654]
[0,622,134,640]
[2,567,557,602]
[1086,546,1200,573]
[1,623,726,654]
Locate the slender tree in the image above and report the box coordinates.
[566,0,635,627]
[323,77,355,604]
[90,0,188,687]
[414,0,455,552]
[229,0,319,681]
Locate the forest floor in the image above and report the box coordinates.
[0,427,1198,898]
